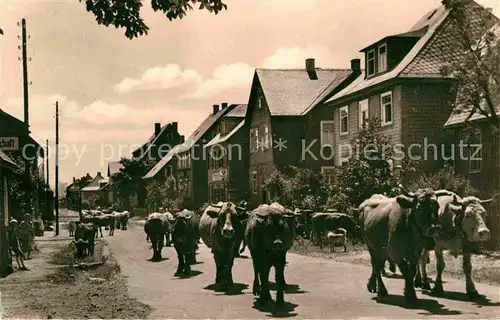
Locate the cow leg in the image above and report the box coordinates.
[419,250,432,290]
[275,252,286,308]
[214,252,222,284]
[430,248,445,296]
[367,250,378,293]
[251,255,261,296]
[175,248,185,275]
[99,226,103,238]
[398,259,417,303]
[375,258,389,297]
[226,254,235,286]
[257,262,272,305]
[463,251,480,299]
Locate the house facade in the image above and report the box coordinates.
[304,3,494,180]
[204,104,248,203]
[0,150,18,276]
[245,61,358,205]
[176,103,239,208]
[80,172,108,208]
[65,173,93,211]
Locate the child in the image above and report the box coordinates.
[19,214,35,260]
[9,219,28,270]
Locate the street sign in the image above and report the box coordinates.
[0,137,19,151]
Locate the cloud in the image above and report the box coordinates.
[261,45,337,69]
[191,63,254,98]
[114,64,203,94]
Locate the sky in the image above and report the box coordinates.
[1,0,499,187]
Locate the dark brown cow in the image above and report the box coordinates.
[245,203,295,308]
[358,187,442,304]
[414,190,493,299]
[169,209,200,276]
[144,213,168,261]
[199,202,245,289]
[73,222,97,257]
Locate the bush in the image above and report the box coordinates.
[409,166,478,196]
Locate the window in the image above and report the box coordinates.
[255,127,260,151]
[468,129,482,173]
[321,166,336,185]
[264,125,270,149]
[221,121,226,135]
[251,170,258,194]
[340,106,349,135]
[320,121,335,147]
[257,96,262,109]
[367,49,375,76]
[378,44,387,73]
[380,91,393,126]
[358,99,369,129]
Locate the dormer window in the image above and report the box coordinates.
[367,50,375,77]
[257,96,262,109]
[378,44,387,73]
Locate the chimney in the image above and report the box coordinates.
[306,58,318,80]
[351,59,361,74]
[73,177,76,183]
[180,135,185,144]
[97,172,101,177]
[155,122,161,136]
[213,104,219,115]
[221,102,228,109]
[172,122,178,133]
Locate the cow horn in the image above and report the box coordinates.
[209,203,223,208]
[398,184,415,197]
[480,196,495,204]
[452,194,463,205]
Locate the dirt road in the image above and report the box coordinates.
[106,222,500,319]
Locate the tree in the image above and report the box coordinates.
[112,157,155,207]
[327,117,415,215]
[81,0,227,39]
[409,165,478,196]
[145,176,178,212]
[440,0,500,128]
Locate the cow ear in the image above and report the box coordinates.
[396,195,416,209]
[206,208,220,218]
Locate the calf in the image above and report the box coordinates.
[245,203,295,308]
[310,212,361,248]
[68,221,76,237]
[359,187,442,304]
[199,202,245,290]
[327,228,347,252]
[414,190,493,299]
[74,222,97,257]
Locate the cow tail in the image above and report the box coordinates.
[239,238,246,254]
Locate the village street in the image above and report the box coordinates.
[106,222,500,319]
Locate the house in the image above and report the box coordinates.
[131,122,182,207]
[305,2,496,181]
[245,61,359,204]
[80,172,108,208]
[0,150,18,276]
[204,104,248,203]
[65,173,93,211]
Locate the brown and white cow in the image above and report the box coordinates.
[414,189,493,299]
[358,187,442,304]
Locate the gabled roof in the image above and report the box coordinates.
[143,144,182,179]
[81,173,106,191]
[132,124,168,155]
[359,26,429,52]
[176,105,234,154]
[326,4,450,103]
[108,161,123,177]
[0,150,18,170]
[256,68,353,116]
[0,108,43,154]
[444,105,500,128]
[204,119,245,148]
[224,104,247,118]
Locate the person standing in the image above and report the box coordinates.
[8,219,28,270]
[18,214,35,260]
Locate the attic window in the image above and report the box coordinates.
[257,96,262,109]
[378,44,387,72]
[367,50,375,76]
[427,9,437,20]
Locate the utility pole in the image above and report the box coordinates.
[55,102,59,236]
[46,139,49,188]
[21,18,29,131]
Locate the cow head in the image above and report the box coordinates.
[256,203,294,252]
[397,185,441,237]
[448,195,493,242]
[207,202,240,239]
[169,210,192,243]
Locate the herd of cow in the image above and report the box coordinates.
[69,209,131,257]
[142,184,494,308]
[67,184,494,309]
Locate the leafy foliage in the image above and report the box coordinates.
[409,165,478,196]
[111,157,155,206]
[145,176,178,211]
[263,166,329,211]
[326,118,416,214]
[81,0,227,39]
[440,0,500,128]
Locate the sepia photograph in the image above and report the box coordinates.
[0,0,500,318]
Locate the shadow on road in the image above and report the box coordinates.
[372,295,463,316]
[422,290,500,307]
[146,257,168,262]
[382,273,404,279]
[235,255,250,259]
[252,300,298,318]
[268,282,307,294]
[203,282,249,296]
[174,270,203,279]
